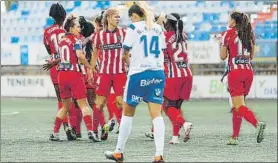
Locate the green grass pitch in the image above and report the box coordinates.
[1,98,277,162]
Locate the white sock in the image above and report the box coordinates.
[115,115,133,153]
[152,116,165,157]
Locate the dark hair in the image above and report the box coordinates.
[49,3,66,25]
[230,12,254,50]
[63,15,78,32]
[128,4,144,17]
[79,16,95,37]
[166,13,185,43]
[95,10,106,26]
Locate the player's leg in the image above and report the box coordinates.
[95,74,111,141]
[113,73,127,133]
[50,72,75,141]
[228,70,265,144]
[70,99,82,139]
[144,70,165,162]
[107,94,118,132]
[105,73,141,162]
[178,74,194,142]
[72,74,96,141]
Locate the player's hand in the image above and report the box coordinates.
[42,60,55,71]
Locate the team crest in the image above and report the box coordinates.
[154,88,162,97]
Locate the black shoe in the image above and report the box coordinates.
[49,133,60,141]
[109,119,116,132]
[76,133,82,139]
[104,151,124,163]
[88,131,101,142]
[65,127,76,141]
[101,124,109,140]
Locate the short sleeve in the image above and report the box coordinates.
[221,31,229,47]
[123,24,137,50]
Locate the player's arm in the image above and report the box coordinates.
[122,24,137,65]
[90,33,100,71]
[220,31,228,60]
[75,40,91,69]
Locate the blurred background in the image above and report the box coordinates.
[1,1,277,99]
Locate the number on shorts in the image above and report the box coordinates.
[140,35,160,58]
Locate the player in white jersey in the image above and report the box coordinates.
[105,2,166,163]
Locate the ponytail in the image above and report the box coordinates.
[176,19,184,43]
[231,12,254,51]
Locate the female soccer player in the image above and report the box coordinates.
[49,14,95,141]
[91,8,126,141]
[221,11,266,145]
[163,13,193,144]
[104,2,166,163]
[43,3,75,140]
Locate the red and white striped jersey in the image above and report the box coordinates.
[58,33,84,73]
[93,28,126,74]
[164,31,192,78]
[222,28,253,72]
[43,24,66,61]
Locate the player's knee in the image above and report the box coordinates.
[164,99,177,111]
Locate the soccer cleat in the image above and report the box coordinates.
[104,151,124,163]
[227,137,238,145]
[116,126,119,134]
[65,126,76,141]
[49,133,60,141]
[145,130,154,139]
[183,122,193,142]
[88,131,101,142]
[108,119,116,132]
[169,136,179,144]
[72,127,82,140]
[152,155,165,163]
[101,124,109,140]
[256,122,266,143]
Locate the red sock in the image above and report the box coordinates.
[232,107,242,138]
[76,107,82,134]
[69,103,77,128]
[173,123,180,136]
[176,113,186,126]
[83,115,93,131]
[93,107,101,132]
[166,107,179,122]
[238,105,258,128]
[53,117,63,133]
[100,111,105,127]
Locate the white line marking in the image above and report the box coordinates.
[1,112,20,116]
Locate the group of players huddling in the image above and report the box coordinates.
[43,2,266,163]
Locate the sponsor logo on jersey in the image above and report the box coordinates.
[102,43,122,50]
[140,78,163,87]
[235,56,249,64]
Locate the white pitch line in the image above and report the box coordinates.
[1,112,20,116]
